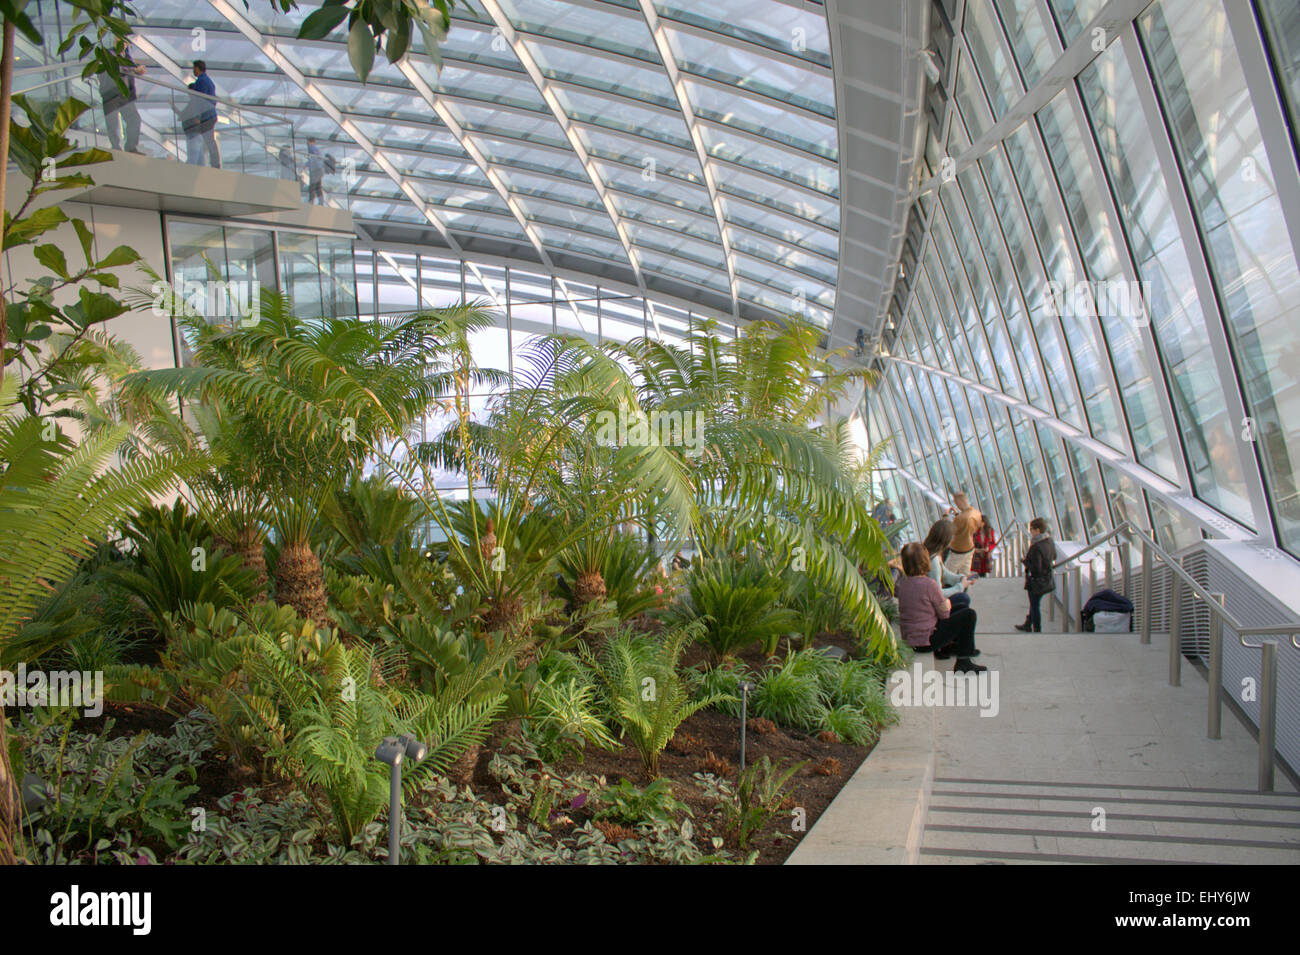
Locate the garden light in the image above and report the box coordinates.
[374,733,428,865]
[738,681,755,772]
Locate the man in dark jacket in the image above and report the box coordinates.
[183,60,220,168]
[1015,517,1056,632]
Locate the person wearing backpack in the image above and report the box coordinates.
[1015,517,1056,633]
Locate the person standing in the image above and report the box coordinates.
[947,491,982,577]
[100,38,146,153]
[183,60,220,168]
[1015,518,1056,633]
[972,517,996,577]
[307,137,325,204]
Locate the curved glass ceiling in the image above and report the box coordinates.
[72,0,840,327]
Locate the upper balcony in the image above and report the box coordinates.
[12,63,361,227]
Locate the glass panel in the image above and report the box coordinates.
[979,145,1084,426]
[1259,0,1300,136]
[1039,89,1177,478]
[1068,443,1111,538]
[1144,0,1300,547]
[1079,43,1251,523]
[964,0,1023,119]
[996,0,1058,86]
[1004,122,1125,447]
[1036,423,1083,540]
[1049,0,1107,45]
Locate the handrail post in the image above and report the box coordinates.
[1087,557,1096,613]
[1060,571,1068,633]
[1104,547,1113,591]
[1259,640,1277,793]
[1049,579,1056,623]
[1140,539,1152,645]
[1208,592,1225,741]
[1120,541,1131,598]
[1168,564,1182,686]
[1072,565,1083,632]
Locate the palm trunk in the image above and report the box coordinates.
[0,18,13,388]
[274,540,330,626]
[0,18,19,866]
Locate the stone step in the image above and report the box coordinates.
[928,797,1300,826]
[933,777,1300,807]
[921,825,1300,864]
[926,806,1300,843]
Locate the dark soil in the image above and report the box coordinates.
[550,706,872,864]
[73,700,178,737]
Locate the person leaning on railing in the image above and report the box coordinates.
[99,37,147,153]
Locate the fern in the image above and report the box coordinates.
[581,622,723,778]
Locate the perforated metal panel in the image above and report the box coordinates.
[1134,545,1300,778]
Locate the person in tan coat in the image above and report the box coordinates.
[948,492,982,577]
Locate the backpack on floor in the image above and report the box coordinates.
[1082,588,1134,632]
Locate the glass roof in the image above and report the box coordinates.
[112,0,840,325]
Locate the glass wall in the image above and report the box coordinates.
[868,0,1300,560]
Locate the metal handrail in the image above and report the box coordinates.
[1112,521,1300,650]
[1050,523,1128,570]
[16,69,294,122]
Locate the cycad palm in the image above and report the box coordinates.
[122,287,448,623]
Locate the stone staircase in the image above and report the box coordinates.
[920,776,1300,864]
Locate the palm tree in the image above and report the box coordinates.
[122,288,446,624]
[621,317,897,658]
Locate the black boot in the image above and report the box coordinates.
[1014,617,1031,632]
[954,658,987,673]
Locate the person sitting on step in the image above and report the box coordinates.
[923,518,974,611]
[896,542,985,672]
[1016,517,1057,633]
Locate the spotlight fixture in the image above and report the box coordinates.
[738,681,755,771]
[374,733,428,864]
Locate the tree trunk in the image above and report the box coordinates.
[573,569,607,608]
[0,19,14,388]
[0,18,20,866]
[274,540,330,626]
[233,524,268,597]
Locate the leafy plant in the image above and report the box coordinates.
[750,654,826,732]
[819,705,877,746]
[689,662,749,718]
[716,755,805,850]
[664,549,798,661]
[595,778,690,827]
[528,673,619,763]
[100,500,261,631]
[581,623,722,779]
[18,712,207,860]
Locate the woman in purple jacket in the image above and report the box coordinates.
[896,542,985,672]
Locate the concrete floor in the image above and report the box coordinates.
[788,574,1300,865]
